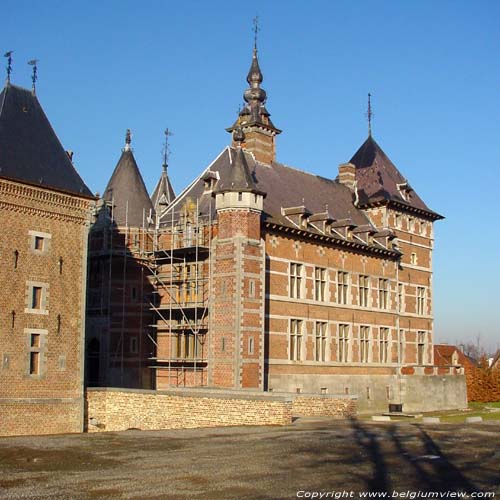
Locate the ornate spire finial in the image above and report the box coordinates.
[4,51,13,84]
[125,129,132,151]
[366,92,374,136]
[162,128,173,171]
[28,59,38,94]
[253,16,259,53]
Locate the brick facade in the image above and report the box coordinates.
[0,178,93,436]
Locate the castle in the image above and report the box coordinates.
[0,43,466,437]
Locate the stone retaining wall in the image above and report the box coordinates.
[292,395,357,417]
[85,388,293,432]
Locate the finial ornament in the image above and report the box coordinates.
[125,129,132,150]
[28,59,38,93]
[162,128,173,170]
[4,51,13,83]
[252,16,259,52]
[366,92,374,136]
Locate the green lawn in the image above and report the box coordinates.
[419,401,500,423]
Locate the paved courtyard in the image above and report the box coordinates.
[0,418,498,499]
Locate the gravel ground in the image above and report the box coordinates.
[0,418,498,499]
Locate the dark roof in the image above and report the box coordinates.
[151,165,176,212]
[349,136,442,219]
[103,147,154,227]
[214,146,263,195]
[163,147,371,228]
[0,84,92,197]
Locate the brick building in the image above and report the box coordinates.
[145,45,466,412]
[0,79,94,436]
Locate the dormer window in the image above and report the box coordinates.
[202,171,218,192]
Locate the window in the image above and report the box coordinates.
[379,328,390,363]
[395,214,402,229]
[238,192,243,201]
[337,271,349,305]
[417,287,426,315]
[378,279,389,309]
[26,282,48,314]
[248,336,254,354]
[359,275,370,307]
[31,287,42,309]
[314,267,326,301]
[315,322,327,361]
[174,333,203,360]
[399,329,405,363]
[417,331,427,364]
[27,331,46,376]
[29,230,51,254]
[289,263,303,299]
[338,324,349,362]
[131,287,137,301]
[130,337,139,354]
[410,252,418,265]
[398,283,404,312]
[29,334,41,374]
[34,236,44,251]
[13,249,19,269]
[360,326,370,363]
[290,319,303,361]
[249,279,256,298]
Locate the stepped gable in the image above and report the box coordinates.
[163,147,371,228]
[103,136,153,227]
[349,135,442,219]
[0,84,92,197]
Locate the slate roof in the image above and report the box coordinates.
[349,136,443,219]
[162,147,371,229]
[214,146,263,195]
[151,165,176,213]
[0,84,92,197]
[103,147,154,227]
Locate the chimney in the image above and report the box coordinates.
[338,162,356,190]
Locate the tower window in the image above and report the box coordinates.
[238,192,243,201]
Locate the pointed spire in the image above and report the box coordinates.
[4,51,13,84]
[152,129,175,212]
[104,132,153,227]
[226,19,281,164]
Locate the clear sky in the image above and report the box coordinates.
[3,0,499,352]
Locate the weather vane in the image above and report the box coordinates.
[253,16,259,50]
[4,51,13,83]
[162,128,173,169]
[366,92,374,136]
[28,59,38,93]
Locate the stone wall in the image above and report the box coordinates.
[85,388,293,432]
[269,372,467,414]
[291,394,357,417]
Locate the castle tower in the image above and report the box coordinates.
[226,44,281,164]
[86,131,154,389]
[209,128,267,389]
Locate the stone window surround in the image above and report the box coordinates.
[25,328,48,378]
[25,281,49,315]
[28,230,52,255]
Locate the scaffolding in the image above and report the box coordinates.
[145,198,213,387]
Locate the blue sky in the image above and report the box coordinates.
[3,1,499,352]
